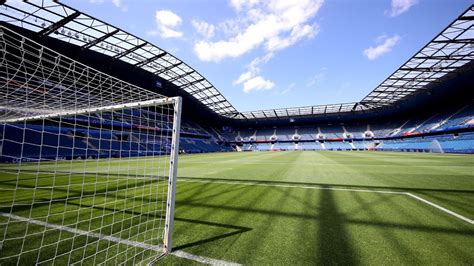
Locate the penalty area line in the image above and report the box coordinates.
[404,193,474,225]
[0,212,241,265]
[178,179,473,225]
[172,250,241,266]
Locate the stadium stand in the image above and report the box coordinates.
[4,96,471,159]
[224,104,474,153]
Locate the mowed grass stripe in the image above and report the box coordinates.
[178,151,473,219]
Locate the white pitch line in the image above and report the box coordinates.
[405,193,474,225]
[0,212,241,265]
[0,212,164,251]
[172,250,241,266]
[178,179,405,195]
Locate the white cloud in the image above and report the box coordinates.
[148,10,183,38]
[218,17,249,36]
[249,53,274,70]
[233,53,273,85]
[280,82,296,95]
[194,0,324,62]
[363,35,400,60]
[233,71,253,85]
[233,58,275,93]
[89,0,127,11]
[192,20,215,39]
[112,0,122,8]
[306,69,326,87]
[242,76,275,93]
[233,53,276,93]
[230,0,261,12]
[266,24,319,51]
[386,0,418,17]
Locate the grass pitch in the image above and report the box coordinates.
[1,151,473,265]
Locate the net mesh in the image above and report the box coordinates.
[0,26,179,264]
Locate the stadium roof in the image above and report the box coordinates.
[360,4,474,109]
[236,103,365,120]
[1,1,473,120]
[0,0,239,117]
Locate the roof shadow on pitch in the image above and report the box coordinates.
[60,201,252,252]
[0,172,164,213]
[349,191,421,262]
[171,217,252,251]
[318,186,357,264]
[178,176,474,194]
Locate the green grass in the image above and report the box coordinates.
[1,151,473,264]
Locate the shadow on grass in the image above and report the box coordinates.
[0,169,167,182]
[2,175,472,237]
[172,217,251,251]
[62,201,252,252]
[318,186,356,264]
[0,175,164,213]
[178,176,474,194]
[350,191,418,262]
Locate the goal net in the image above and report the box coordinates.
[0,26,181,265]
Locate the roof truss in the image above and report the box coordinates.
[0,0,238,117]
[360,4,474,107]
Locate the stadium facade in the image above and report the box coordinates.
[1,1,473,159]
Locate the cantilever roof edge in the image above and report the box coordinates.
[0,0,239,117]
[237,102,369,120]
[360,4,474,107]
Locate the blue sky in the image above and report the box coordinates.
[62,0,472,112]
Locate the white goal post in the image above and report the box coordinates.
[0,25,181,264]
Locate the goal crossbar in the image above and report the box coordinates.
[0,97,180,123]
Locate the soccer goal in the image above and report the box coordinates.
[0,26,181,264]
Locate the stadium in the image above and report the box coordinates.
[0,0,473,265]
